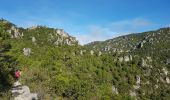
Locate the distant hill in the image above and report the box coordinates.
[0,19,170,100]
[85,28,170,53]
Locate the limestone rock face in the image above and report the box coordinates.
[118,55,132,62]
[23,48,31,56]
[56,29,69,38]
[12,81,38,100]
[10,26,22,38]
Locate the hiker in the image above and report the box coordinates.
[15,69,21,81]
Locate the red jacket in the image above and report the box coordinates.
[15,71,20,78]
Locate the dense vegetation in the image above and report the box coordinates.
[0,19,170,100]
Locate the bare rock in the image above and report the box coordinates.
[136,75,141,84]
[118,57,123,62]
[124,55,132,62]
[32,37,36,45]
[112,86,118,94]
[90,50,94,55]
[12,81,38,100]
[162,67,168,75]
[10,26,22,38]
[130,90,136,97]
[146,57,152,62]
[166,77,170,84]
[133,85,140,90]
[23,48,31,56]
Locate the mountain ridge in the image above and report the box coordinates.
[0,19,170,100]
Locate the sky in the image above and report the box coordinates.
[0,0,170,44]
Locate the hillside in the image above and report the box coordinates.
[0,19,170,100]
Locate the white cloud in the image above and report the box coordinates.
[76,18,154,45]
[108,18,153,33]
[76,25,116,45]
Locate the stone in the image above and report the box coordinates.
[133,85,140,89]
[148,38,153,43]
[90,50,94,55]
[112,86,118,94]
[146,57,152,62]
[162,67,168,75]
[32,37,36,45]
[12,81,38,100]
[32,37,36,42]
[130,91,136,97]
[124,56,130,62]
[118,57,123,62]
[141,58,147,67]
[166,77,170,84]
[56,29,69,37]
[166,59,170,65]
[13,81,21,87]
[64,39,71,45]
[23,48,31,56]
[10,26,21,38]
[136,75,140,84]
[155,85,159,89]
[124,55,132,62]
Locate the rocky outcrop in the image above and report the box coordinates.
[117,55,132,62]
[56,29,69,38]
[112,86,118,94]
[162,67,168,75]
[7,26,23,38]
[136,75,141,84]
[12,81,38,100]
[23,48,31,56]
[32,37,36,45]
[130,90,136,97]
[90,50,94,55]
[166,77,170,84]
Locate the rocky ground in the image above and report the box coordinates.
[11,81,38,100]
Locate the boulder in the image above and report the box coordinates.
[124,56,130,62]
[118,57,123,62]
[136,75,140,84]
[11,26,22,38]
[12,81,38,100]
[32,37,36,45]
[166,77,170,84]
[162,67,168,75]
[23,48,31,56]
[112,86,118,94]
[130,90,136,97]
[133,85,140,90]
[90,50,94,55]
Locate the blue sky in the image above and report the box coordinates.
[0,0,170,44]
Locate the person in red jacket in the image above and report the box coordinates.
[15,69,21,81]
